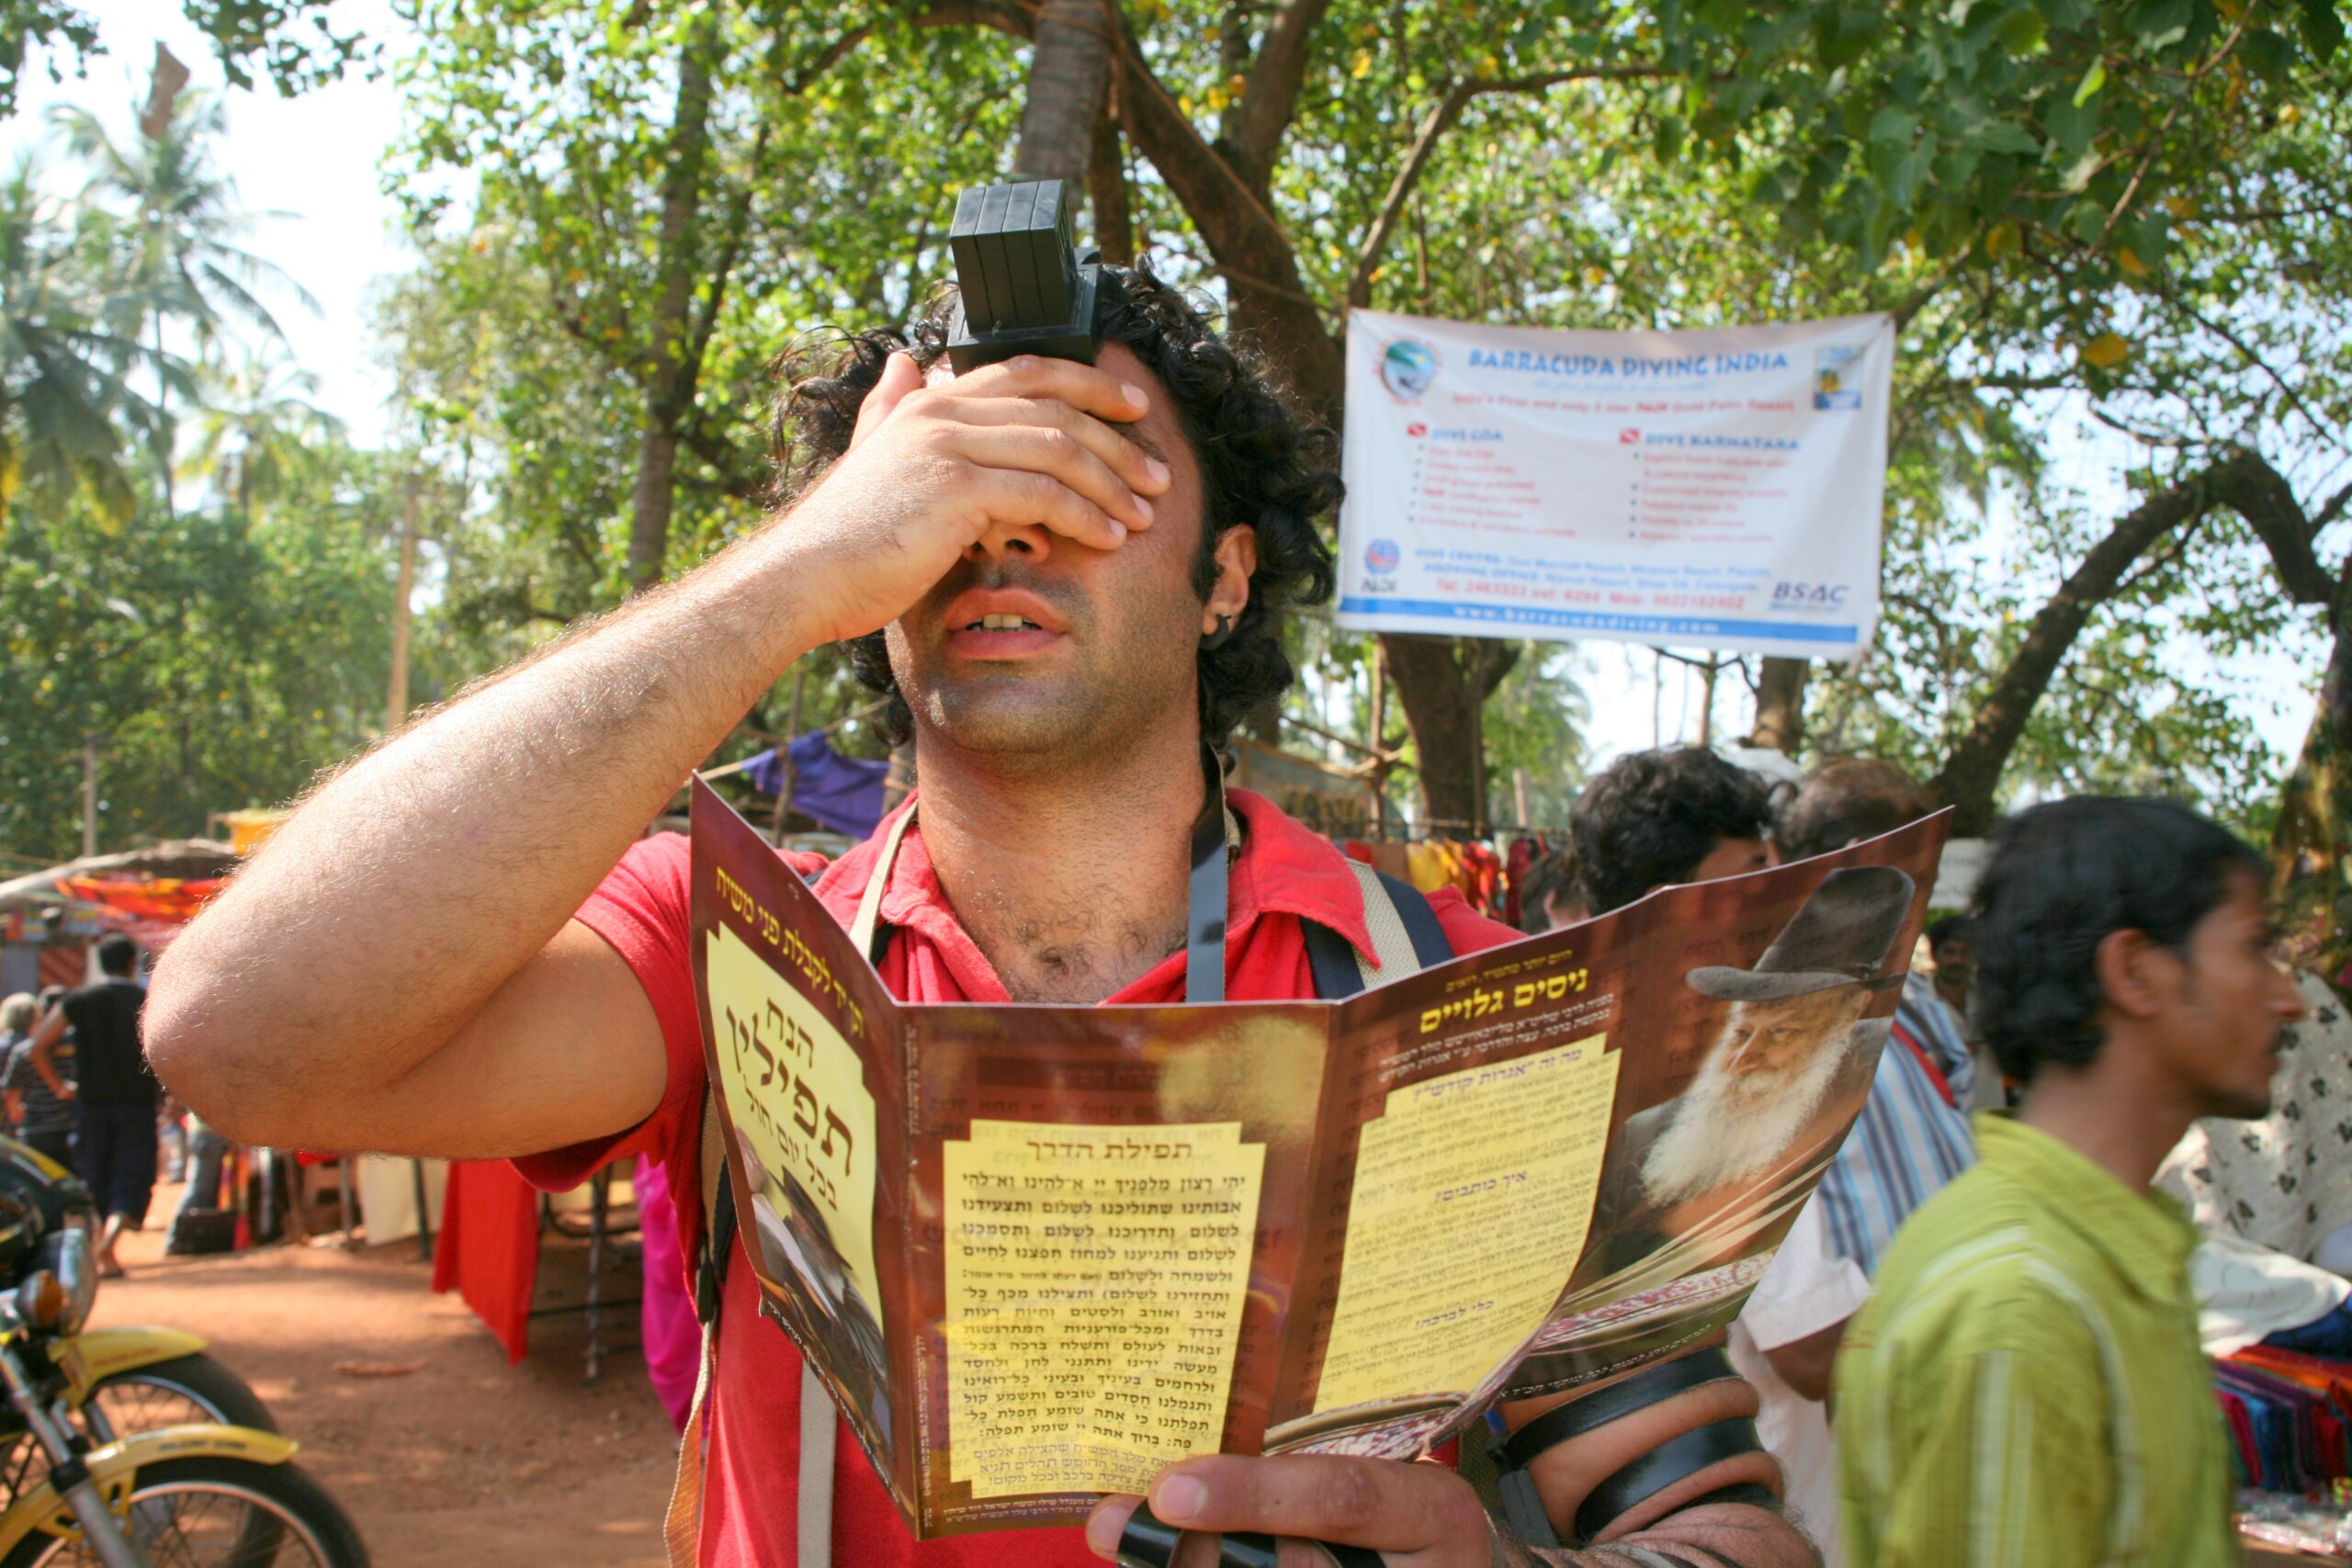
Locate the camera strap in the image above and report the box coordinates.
[1184,745,1233,1004]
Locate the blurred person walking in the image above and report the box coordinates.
[0,990,76,1167]
[27,934,157,1276]
[1837,796,2306,1567]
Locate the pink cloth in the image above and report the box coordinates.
[633,1153,699,1431]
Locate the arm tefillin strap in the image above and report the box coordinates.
[1114,1504,1384,1568]
[1487,1348,1766,1551]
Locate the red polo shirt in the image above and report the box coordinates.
[519,789,1516,1567]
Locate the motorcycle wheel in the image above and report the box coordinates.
[83,1354,277,1440]
[0,1454,369,1568]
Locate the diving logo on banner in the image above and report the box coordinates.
[1381,339,1438,401]
[1813,344,1864,410]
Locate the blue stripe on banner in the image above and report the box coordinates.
[1337,595,1860,645]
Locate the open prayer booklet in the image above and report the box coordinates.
[688,778,1949,1539]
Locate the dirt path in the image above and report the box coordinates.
[95,1184,676,1568]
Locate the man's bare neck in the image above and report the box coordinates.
[2016,1041,2199,1194]
[912,725,1209,1005]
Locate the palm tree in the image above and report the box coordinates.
[180,352,345,518]
[0,152,176,524]
[51,89,318,516]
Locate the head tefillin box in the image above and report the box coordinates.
[945,179,1102,374]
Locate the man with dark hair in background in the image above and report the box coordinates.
[1772,758,1975,1284]
[1517,848,1587,934]
[1838,796,2305,1565]
[1567,747,1775,917]
[147,266,1807,1568]
[1920,914,2000,1110]
[28,933,155,1276]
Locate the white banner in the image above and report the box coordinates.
[1336,310,1894,658]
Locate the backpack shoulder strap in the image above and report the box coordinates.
[1305,861,1456,999]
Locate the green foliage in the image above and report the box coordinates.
[0,155,152,519]
[0,0,364,118]
[0,459,392,858]
[13,0,2341,859]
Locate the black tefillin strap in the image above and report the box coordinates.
[1116,1503,1385,1568]
[1487,1348,1764,1551]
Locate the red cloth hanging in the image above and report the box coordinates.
[431,1158,541,1365]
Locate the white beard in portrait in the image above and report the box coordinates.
[1638,985,1871,1210]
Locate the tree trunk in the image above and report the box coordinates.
[1928,458,2243,834]
[627,418,681,591]
[2272,549,2352,976]
[1750,658,1809,753]
[627,12,721,593]
[1012,1,1114,185]
[1086,104,1133,262]
[1385,636,1518,828]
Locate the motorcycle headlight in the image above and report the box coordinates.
[44,1228,95,1336]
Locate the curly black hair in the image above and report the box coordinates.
[1972,795,2267,1086]
[771,264,1340,750]
[1567,747,1773,915]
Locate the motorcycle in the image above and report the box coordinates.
[0,1144,276,1446]
[0,1145,364,1566]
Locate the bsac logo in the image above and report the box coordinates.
[1381,339,1439,401]
[1364,538,1402,574]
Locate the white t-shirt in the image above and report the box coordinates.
[1725,1200,1871,1568]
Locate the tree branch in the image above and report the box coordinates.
[1105,12,1293,262]
[779,24,876,94]
[2211,447,2340,605]
[1347,79,1474,310]
[1929,457,2239,831]
[2097,4,2253,251]
[910,3,1034,44]
[684,121,773,381]
[1222,0,1332,188]
[2153,278,2332,439]
[1346,65,1672,309]
[682,420,770,502]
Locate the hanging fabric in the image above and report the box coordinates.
[743,733,891,839]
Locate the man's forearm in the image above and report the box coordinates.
[147,517,825,1138]
[1504,1502,1821,1568]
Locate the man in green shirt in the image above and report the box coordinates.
[1836,795,2308,1567]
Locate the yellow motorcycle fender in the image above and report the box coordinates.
[0,1424,301,1544]
[56,1326,210,1393]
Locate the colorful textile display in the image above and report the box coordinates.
[2217,1345,2352,1492]
[54,876,225,925]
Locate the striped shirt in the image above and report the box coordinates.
[1836,1113,2233,1568]
[1810,973,1978,1275]
[2,1032,74,1142]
